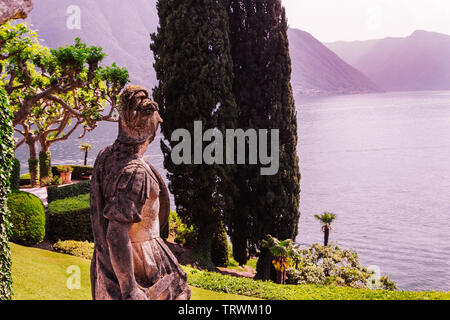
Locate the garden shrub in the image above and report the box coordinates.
[53,240,94,260]
[47,180,91,203]
[10,159,20,190]
[0,87,14,300]
[48,193,92,242]
[7,190,46,246]
[286,243,397,290]
[169,211,198,247]
[40,176,62,187]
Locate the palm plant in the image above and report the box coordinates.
[79,142,93,166]
[262,235,300,284]
[314,212,336,246]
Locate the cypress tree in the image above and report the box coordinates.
[151,0,236,267]
[228,0,301,279]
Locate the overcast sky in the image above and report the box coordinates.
[282,0,450,42]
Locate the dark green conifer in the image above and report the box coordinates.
[151,0,236,267]
[228,0,301,279]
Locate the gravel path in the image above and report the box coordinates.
[21,187,48,207]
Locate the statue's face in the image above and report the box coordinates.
[119,87,162,144]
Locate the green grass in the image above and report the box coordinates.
[10,243,258,300]
[185,266,450,300]
[11,243,92,300]
[227,257,258,272]
[11,243,449,300]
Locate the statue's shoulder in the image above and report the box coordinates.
[93,145,114,171]
[114,159,154,197]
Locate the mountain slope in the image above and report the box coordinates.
[288,28,380,96]
[326,30,450,91]
[24,0,379,97]
[26,0,158,87]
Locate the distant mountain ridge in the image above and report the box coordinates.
[288,28,380,96]
[326,30,450,91]
[25,0,380,97]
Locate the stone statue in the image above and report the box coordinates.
[90,85,191,300]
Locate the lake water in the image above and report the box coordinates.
[15,90,450,292]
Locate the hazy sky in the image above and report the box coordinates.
[282,0,450,42]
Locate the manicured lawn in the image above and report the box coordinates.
[11,243,449,301]
[10,243,258,300]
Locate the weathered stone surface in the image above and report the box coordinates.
[90,85,191,300]
[0,0,33,24]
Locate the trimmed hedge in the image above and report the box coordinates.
[51,165,93,180]
[0,87,14,300]
[71,166,93,180]
[48,193,92,242]
[19,173,31,187]
[7,190,46,246]
[47,180,91,203]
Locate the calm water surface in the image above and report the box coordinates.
[297,91,450,292]
[15,91,450,291]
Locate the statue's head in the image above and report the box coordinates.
[118,85,162,145]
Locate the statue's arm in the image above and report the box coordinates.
[106,220,146,300]
[103,166,149,299]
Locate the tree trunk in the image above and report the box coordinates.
[84,150,88,166]
[324,226,330,246]
[196,226,214,269]
[276,269,282,284]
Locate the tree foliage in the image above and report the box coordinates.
[151,0,236,266]
[0,23,129,181]
[228,0,301,278]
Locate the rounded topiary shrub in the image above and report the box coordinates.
[7,190,46,246]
